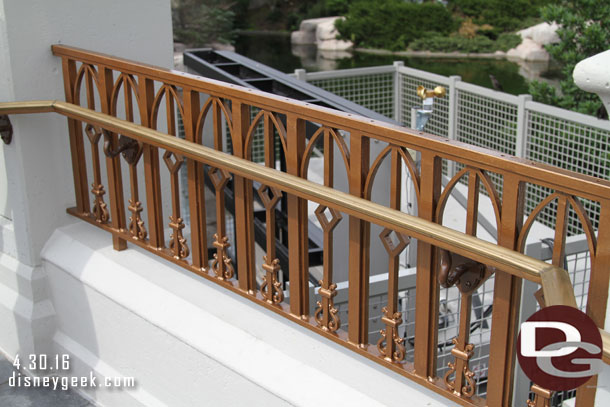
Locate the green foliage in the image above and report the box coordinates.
[449,0,550,31]
[408,33,520,53]
[495,33,522,52]
[410,34,494,53]
[292,0,352,26]
[172,0,235,45]
[528,0,610,116]
[335,0,454,51]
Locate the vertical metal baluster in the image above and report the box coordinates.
[139,77,164,249]
[259,112,283,304]
[232,101,256,294]
[576,200,610,407]
[444,171,480,398]
[414,150,442,378]
[209,100,233,280]
[286,113,308,317]
[127,152,146,240]
[85,123,108,224]
[122,77,147,241]
[164,150,188,259]
[163,88,188,260]
[83,67,108,223]
[100,66,127,250]
[487,173,524,406]
[348,131,370,346]
[377,147,408,362]
[61,58,90,214]
[184,88,207,269]
[552,195,569,269]
[314,129,342,331]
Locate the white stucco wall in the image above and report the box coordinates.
[0,0,173,267]
[0,0,174,401]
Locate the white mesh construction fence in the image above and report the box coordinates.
[455,85,518,155]
[302,64,609,235]
[525,103,610,234]
[306,67,396,120]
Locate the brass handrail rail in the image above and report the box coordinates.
[2,99,609,364]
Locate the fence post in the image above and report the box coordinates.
[393,61,404,124]
[447,75,461,178]
[515,94,532,158]
[294,68,307,82]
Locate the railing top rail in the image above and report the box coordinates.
[397,65,452,85]
[50,45,610,201]
[302,64,396,80]
[454,79,521,104]
[525,99,610,132]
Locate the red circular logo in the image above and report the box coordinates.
[517,305,602,391]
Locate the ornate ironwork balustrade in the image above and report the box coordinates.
[1,45,610,406]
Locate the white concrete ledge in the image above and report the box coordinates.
[40,222,449,406]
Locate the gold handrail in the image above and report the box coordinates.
[2,99,609,364]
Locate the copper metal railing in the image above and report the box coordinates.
[2,44,610,406]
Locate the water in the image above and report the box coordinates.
[234,33,536,95]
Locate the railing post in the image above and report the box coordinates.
[515,94,532,158]
[61,57,90,214]
[413,149,442,378]
[138,76,165,249]
[574,200,610,407]
[99,66,127,250]
[183,88,208,269]
[393,61,404,124]
[487,173,524,406]
[294,68,307,82]
[232,101,256,293]
[348,132,370,345]
[447,75,461,177]
[286,114,309,317]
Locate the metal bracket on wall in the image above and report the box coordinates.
[0,115,12,144]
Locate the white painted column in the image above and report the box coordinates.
[0,0,173,367]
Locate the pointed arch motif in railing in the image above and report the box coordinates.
[518,192,597,266]
[244,109,288,158]
[73,63,102,111]
[108,74,147,241]
[151,84,185,136]
[196,96,234,148]
[364,145,420,204]
[110,73,141,122]
[301,126,350,332]
[248,110,288,303]
[364,145,417,363]
[197,96,236,280]
[436,167,501,399]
